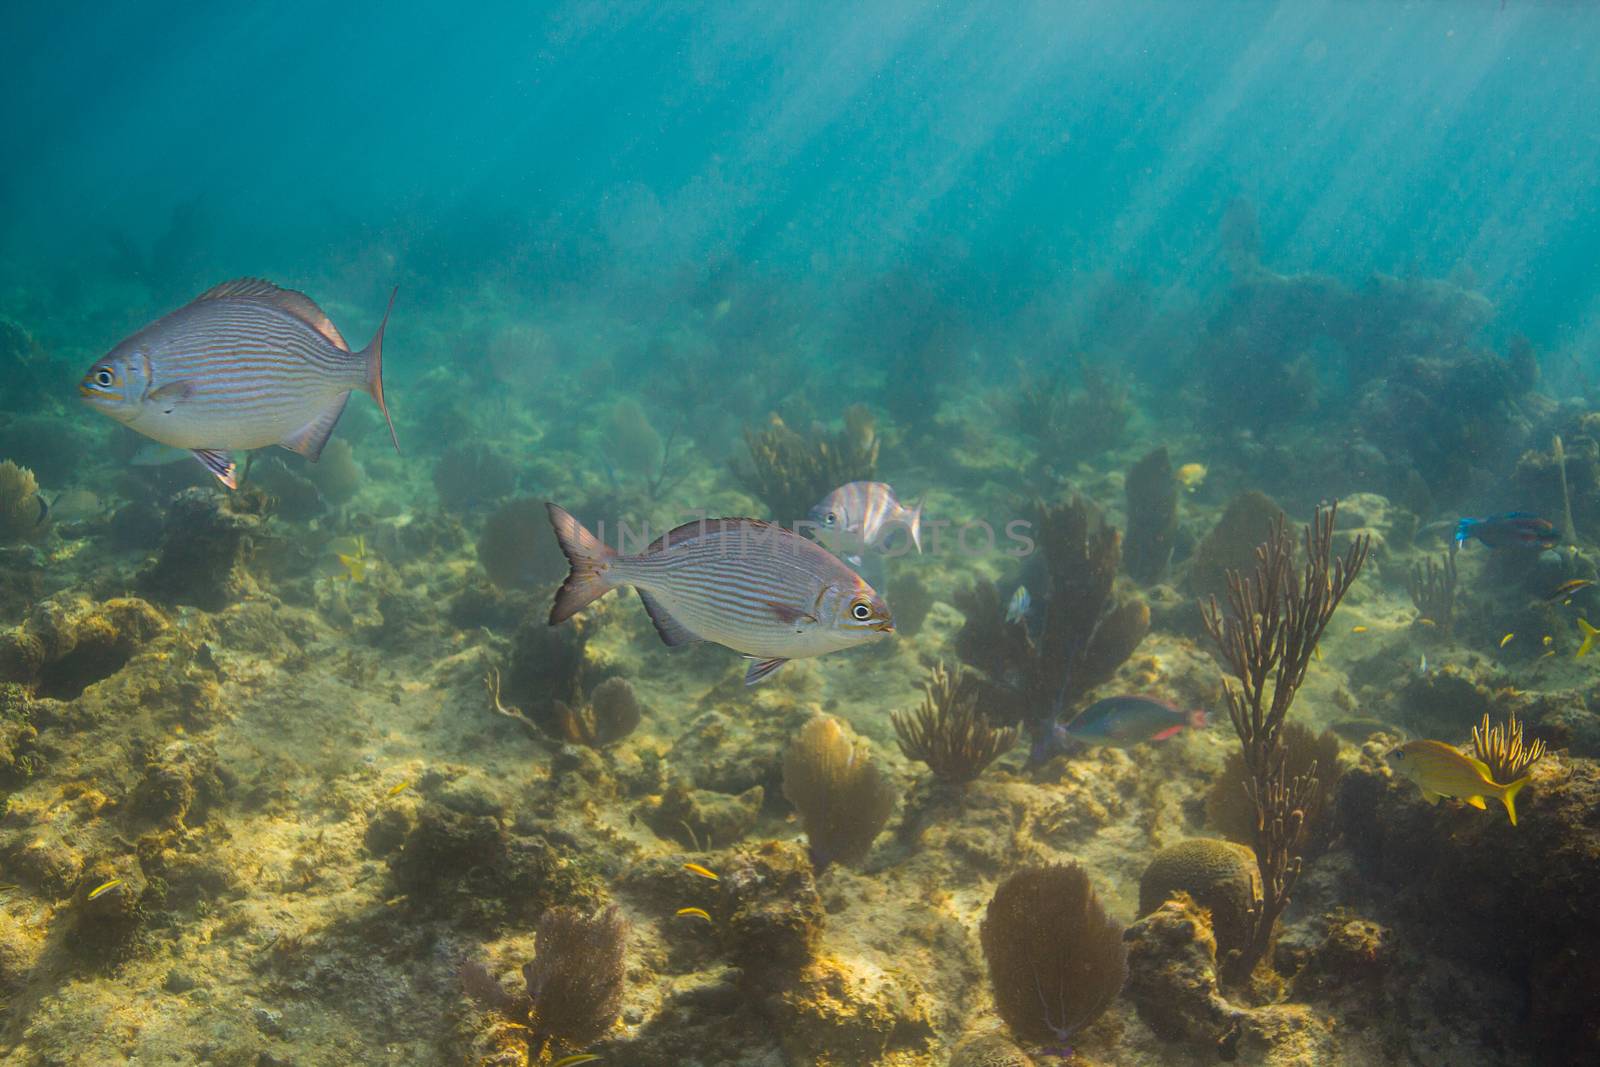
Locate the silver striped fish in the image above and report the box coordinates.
[79,278,398,488]
[546,504,894,685]
[808,481,923,563]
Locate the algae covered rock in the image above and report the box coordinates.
[139,488,263,610]
[1124,893,1243,1047]
[637,779,764,850]
[1139,838,1261,961]
[778,954,937,1067]
[718,839,825,987]
[0,593,168,698]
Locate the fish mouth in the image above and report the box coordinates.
[871,620,895,634]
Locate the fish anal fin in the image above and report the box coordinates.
[744,658,788,686]
[1420,788,1442,804]
[279,392,350,461]
[192,449,237,489]
[195,278,350,350]
[637,589,701,647]
[1465,795,1488,810]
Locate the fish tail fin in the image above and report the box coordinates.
[547,502,617,624]
[358,286,400,453]
[906,497,924,553]
[1499,774,1530,826]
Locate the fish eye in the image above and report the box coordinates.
[825,512,837,526]
[94,368,114,387]
[851,600,872,621]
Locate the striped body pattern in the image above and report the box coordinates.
[809,481,923,560]
[80,278,397,486]
[1386,739,1529,825]
[546,505,894,684]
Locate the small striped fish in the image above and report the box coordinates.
[80,278,398,488]
[808,481,923,564]
[546,504,894,685]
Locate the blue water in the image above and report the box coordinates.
[5,1,1599,354]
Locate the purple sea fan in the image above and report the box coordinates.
[979,863,1127,1048]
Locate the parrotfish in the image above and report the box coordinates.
[1453,512,1558,550]
[808,481,923,564]
[79,279,399,488]
[546,504,894,685]
[1386,739,1528,825]
[1029,695,1208,765]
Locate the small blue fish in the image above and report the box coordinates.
[1029,695,1208,765]
[1454,513,1558,550]
[1005,586,1031,625]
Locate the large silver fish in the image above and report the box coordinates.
[546,504,894,685]
[808,481,923,564]
[79,278,398,488]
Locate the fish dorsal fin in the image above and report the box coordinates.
[279,391,351,461]
[636,589,702,647]
[1461,751,1496,781]
[194,278,350,351]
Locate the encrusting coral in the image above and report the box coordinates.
[0,460,46,543]
[1200,502,1368,984]
[891,660,1017,785]
[461,903,629,1061]
[732,405,879,522]
[955,495,1149,733]
[1124,446,1179,583]
[979,862,1127,1049]
[781,715,896,871]
[1471,708,1546,785]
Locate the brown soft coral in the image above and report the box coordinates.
[0,460,47,543]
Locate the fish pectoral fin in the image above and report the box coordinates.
[636,589,702,647]
[279,392,351,462]
[1464,795,1488,810]
[762,600,817,627]
[191,449,237,489]
[148,380,195,412]
[743,657,788,686]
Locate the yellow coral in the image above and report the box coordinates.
[0,460,45,543]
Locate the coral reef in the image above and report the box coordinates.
[1013,358,1131,471]
[947,1031,1037,1067]
[0,460,46,543]
[781,715,896,871]
[1138,838,1261,960]
[1124,894,1245,1049]
[1124,446,1178,583]
[778,954,937,1066]
[1338,751,1600,1063]
[732,406,879,522]
[955,496,1149,731]
[1200,502,1368,982]
[979,862,1127,1047]
[500,613,611,735]
[637,779,764,849]
[891,661,1017,785]
[0,594,168,699]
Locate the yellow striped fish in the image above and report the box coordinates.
[546,504,893,685]
[79,279,399,488]
[1386,740,1529,825]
